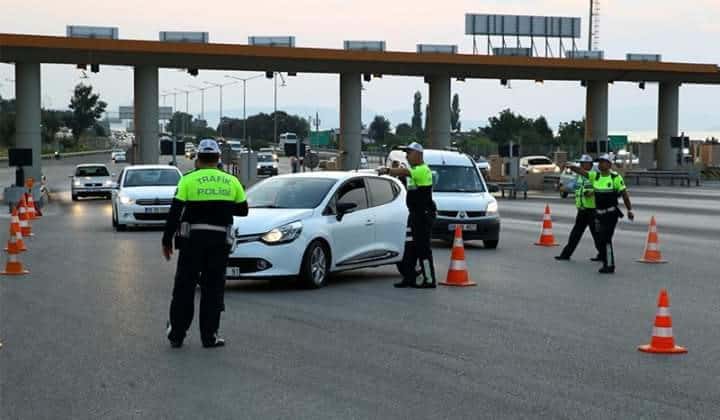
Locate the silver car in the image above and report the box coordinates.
[70,164,115,201]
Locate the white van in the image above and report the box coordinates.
[386,148,501,248]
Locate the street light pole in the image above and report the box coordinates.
[225,74,264,144]
[204,80,237,138]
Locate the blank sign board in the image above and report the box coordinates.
[465,14,581,38]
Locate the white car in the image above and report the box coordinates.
[111,150,127,163]
[226,172,408,288]
[111,165,182,231]
[386,148,501,248]
[256,152,279,176]
[520,155,561,175]
[70,164,115,201]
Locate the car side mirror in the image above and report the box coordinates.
[336,202,357,221]
[488,183,500,193]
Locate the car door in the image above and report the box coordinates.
[326,178,376,267]
[366,177,405,259]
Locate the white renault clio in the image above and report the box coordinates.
[227,171,408,288]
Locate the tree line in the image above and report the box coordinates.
[0,83,108,150]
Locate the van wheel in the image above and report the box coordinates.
[560,192,569,199]
[71,194,78,201]
[484,240,499,249]
[300,241,329,289]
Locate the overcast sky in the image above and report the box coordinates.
[1,0,719,138]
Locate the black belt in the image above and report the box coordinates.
[595,207,618,215]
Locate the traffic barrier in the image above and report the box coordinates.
[637,216,667,264]
[440,225,476,287]
[17,196,33,238]
[534,204,559,247]
[638,289,686,354]
[4,209,27,253]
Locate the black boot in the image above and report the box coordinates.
[554,255,570,261]
[598,266,615,274]
[394,280,413,288]
[202,334,226,348]
[166,321,183,348]
[590,255,602,262]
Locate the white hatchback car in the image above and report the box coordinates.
[111,165,182,231]
[227,172,408,288]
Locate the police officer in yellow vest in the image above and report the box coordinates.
[565,153,634,274]
[555,154,601,261]
[378,142,437,288]
[162,139,248,348]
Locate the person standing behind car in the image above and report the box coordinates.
[378,142,437,288]
[162,139,249,348]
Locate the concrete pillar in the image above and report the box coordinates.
[14,62,42,181]
[584,80,608,157]
[339,73,362,170]
[428,75,451,149]
[657,82,680,170]
[133,65,159,164]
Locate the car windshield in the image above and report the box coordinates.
[228,143,243,151]
[429,165,485,193]
[248,177,336,209]
[527,158,553,165]
[257,154,274,162]
[123,169,180,187]
[76,166,109,177]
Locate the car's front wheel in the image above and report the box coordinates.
[484,239,499,249]
[300,241,329,289]
[560,191,569,199]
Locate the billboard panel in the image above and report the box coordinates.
[466,14,580,38]
[344,41,386,51]
[159,31,208,43]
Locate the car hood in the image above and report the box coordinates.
[433,192,494,211]
[234,208,314,235]
[120,186,177,198]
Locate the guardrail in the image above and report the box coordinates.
[0,149,113,163]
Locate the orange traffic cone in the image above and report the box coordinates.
[440,226,476,287]
[17,196,33,238]
[637,216,667,264]
[25,193,39,220]
[4,209,27,253]
[1,236,30,275]
[534,204,559,247]
[638,289,686,354]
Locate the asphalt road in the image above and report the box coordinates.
[1,156,719,419]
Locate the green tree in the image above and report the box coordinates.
[411,91,423,135]
[451,93,461,132]
[557,118,586,156]
[0,96,16,147]
[424,104,430,140]
[395,123,413,137]
[369,115,391,142]
[533,116,554,142]
[68,83,107,140]
[484,109,532,145]
[167,112,193,136]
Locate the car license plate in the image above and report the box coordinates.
[226,266,241,278]
[448,224,477,231]
[144,207,168,214]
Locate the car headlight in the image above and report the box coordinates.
[73,180,82,187]
[486,201,499,215]
[261,221,303,245]
[104,180,114,186]
[272,163,278,168]
[118,194,134,205]
[554,166,561,173]
[257,164,262,169]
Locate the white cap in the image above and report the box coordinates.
[598,153,612,162]
[406,142,424,153]
[579,154,593,163]
[198,139,220,154]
